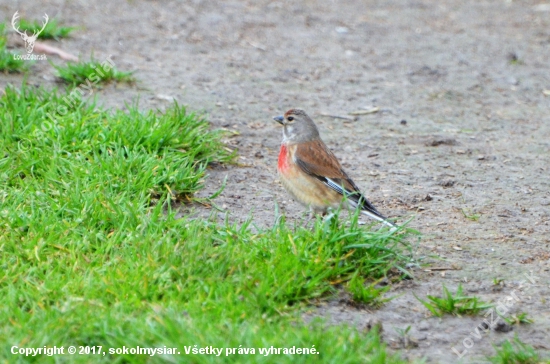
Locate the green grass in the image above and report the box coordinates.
[0,84,415,363]
[0,23,28,73]
[487,336,545,364]
[503,312,534,326]
[415,284,493,317]
[15,17,76,40]
[492,278,505,286]
[348,274,393,307]
[461,208,481,221]
[53,59,134,86]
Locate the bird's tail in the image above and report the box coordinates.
[343,189,398,231]
[360,209,398,232]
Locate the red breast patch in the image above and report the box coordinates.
[278,144,290,173]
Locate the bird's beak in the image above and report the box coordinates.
[273,115,284,125]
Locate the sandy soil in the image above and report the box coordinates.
[2,0,549,362]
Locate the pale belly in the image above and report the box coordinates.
[278,168,341,213]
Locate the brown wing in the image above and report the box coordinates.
[294,139,386,218]
[293,140,357,189]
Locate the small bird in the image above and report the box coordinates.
[273,108,397,229]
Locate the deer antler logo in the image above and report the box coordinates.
[11,11,49,54]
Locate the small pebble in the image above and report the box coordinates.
[418,321,430,331]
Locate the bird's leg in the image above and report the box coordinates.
[321,208,335,222]
[302,208,317,228]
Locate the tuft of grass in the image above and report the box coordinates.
[195,211,416,310]
[493,278,505,286]
[487,336,543,364]
[492,277,505,291]
[15,17,76,40]
[0,84,414,363]
[415,284,493,317]
[348,274,393,307]
[461,208,481,221]
[393,325,418,349]
[53,58,134,86]
[0,23,28,73]
[0,49,27,72]
[503,312,534,326]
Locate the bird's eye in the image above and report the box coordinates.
[287,116,294,121]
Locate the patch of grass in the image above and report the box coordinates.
[461,208,481,221]
[503,312,534,326]
[0,23,28,73]
[492,277,505,291]
[415,284,493,317]
[487,336,543,364]
[0,84,231,198]
[393,325,418,349]
[0,48,29,73]
[348,274,393,307]
[0,84,415,363]
[16,17,76,40]
[53,58,134,86]
[394,325,411,338]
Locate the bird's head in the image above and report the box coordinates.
[273,109,320,143]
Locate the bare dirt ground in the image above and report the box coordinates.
[2,0,550,362]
